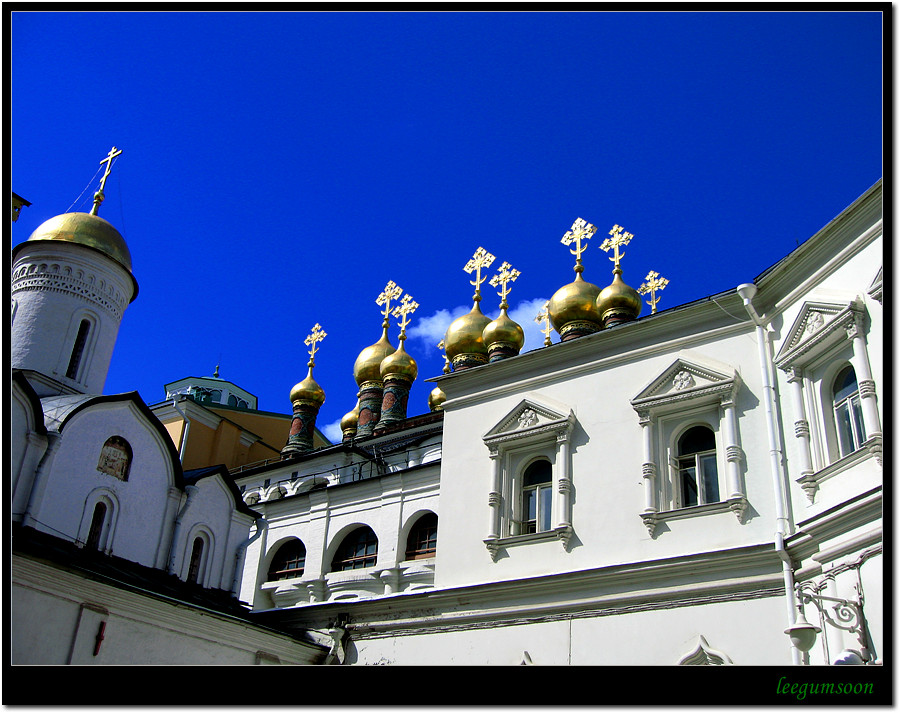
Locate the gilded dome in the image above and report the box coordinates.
[289,364,326,406]
[340,403,359,434]
[428,385,447,411]
[380,341,418,382]
[353,326,396,386]
[547,273,603,338]
[596,270,642,326]
[444,302,491,364]
[483,309,525,352]
[25,212,133,273]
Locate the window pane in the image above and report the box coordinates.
[523,461,552,486]
[835,402,855,457]
[680,464,698,507]
[678,426,715,457]
[524,489,536,521]
[539,485,552,532]
[700,454,719,503]
[833,366,859,403]
[851,396,866,445]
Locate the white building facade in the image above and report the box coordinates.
[236,181,883,667]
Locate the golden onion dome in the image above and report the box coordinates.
[483,309,525,351]
[340,403,359,433]
[597,270,642,326]
[428,385,447,412]
[17,212,138,300]
[444,302,492,363]
[547,273,603,336]
[353,325,396,386]
[289,364,326,407]
[380,340,418,382]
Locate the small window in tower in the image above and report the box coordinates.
[66,319,91,379]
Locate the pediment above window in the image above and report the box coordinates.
[631,357,739,414]
[483,396,574,449]
[868,267,882,304]
[774,300,864,370]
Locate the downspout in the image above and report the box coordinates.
[22,431,62,530]
[167,485,200,575]
[232,515,268,597]
[172,396,191,462]
[737,283,801,665]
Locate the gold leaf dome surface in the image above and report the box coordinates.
[483,309,525,351]
[428,385,447,411]
[380,341,418,382]
[444,303,491,361]
[353,328,396,386]
[25,212,133,273]
[547,273,603,333]
[597,271,642,324]
[289,367,326,406]
[340,404,359,432]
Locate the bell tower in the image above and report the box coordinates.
[11,147,138,396]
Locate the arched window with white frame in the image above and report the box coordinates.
[675,425,720,508]
[520,460,553,534]
[832,364,867,458]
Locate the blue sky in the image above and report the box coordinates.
[11,11,883,444]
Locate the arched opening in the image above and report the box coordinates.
[521,460,552,534]
[65,319,91,380]
[187,537,204,584]
[676,425,719,507]
[86,502,107,551]
[833,364,866,457]
[331,526,378,571]
[404,512,438,560]
[267,539,307,581]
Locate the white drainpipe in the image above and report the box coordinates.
[232,516,268,597]
[172,396,191,462]
[737,283,801,665]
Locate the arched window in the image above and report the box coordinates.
[267,539,307,580]
[676,426,720,508]
[521,460,552,534]
[833,365,866,457]
[331,526,378,571]
[86,502,107,551]
[405,513,438,560]
[65,319,91,379]
[187,537,204,584]
[97,436,132,481]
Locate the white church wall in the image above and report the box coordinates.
[34,400,176,567]
[10,383,46,523]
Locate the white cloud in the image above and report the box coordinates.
[406,305,471,352]
[320,417,344,444]
[508,297,553,353]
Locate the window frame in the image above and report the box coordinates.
[403,512,438,561]
[331,526,379,572]
[267,538,307,581]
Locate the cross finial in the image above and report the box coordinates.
[535,300,554,346]
[561,218,597,275]
[488,261,521,309]
[463,247,496,302]
[90,146,122,216]
[304,323,327,365]
[600,224,634,271]
[376,280,404,325]
[638,270,669,314]
[437,339,451,374]
[391,293,419,339]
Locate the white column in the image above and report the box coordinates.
[487,447,502,540]
[638,412,657,514]
[720,395,744,500]
[784,366,816,486]
[556,432,571,529]
[846,317,882,438]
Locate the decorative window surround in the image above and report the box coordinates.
[678,635,734,665]
[631,357,747,536]
[482,397,576,560]
[775,300,882,502]
[867,267,882,305]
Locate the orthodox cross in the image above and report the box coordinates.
[561,218,597,274]
[601,224,634,271]
[638,270,669,314]
[391,293,419,339]
[304,323,327,364]
[376,280,404,324]
[437,339,450,374]
[489,261,520,309]
[464,247,496,301]
[90,146,122,215]
[534,300,554,346]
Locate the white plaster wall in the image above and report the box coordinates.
[10,385,46,522]
[435,326,778,589]
[347,594,790,665]
[33,401,176,567]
